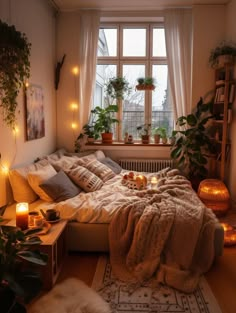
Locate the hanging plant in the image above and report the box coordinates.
[0,20,31,128]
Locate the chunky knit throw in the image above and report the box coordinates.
[109,169,218,293]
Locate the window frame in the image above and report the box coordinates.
[97,22,170,142]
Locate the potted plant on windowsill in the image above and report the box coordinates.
[0,225,47,313]
[92,105,119,143]
[82,123,99,143]
[153,126,167,144]
[170,97,215,190]
[209,40,236,68]
[137,123,152,144]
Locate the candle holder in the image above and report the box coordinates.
[150,176,158,189]
[16,202,29,230]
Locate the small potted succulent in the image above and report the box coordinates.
[152,126,167,144]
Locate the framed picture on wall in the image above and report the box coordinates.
[24,84,45,141]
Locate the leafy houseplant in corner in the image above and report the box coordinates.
[137,123,152,144]
[92,105,119,143]
[170,97,215,190]
[0,225,48,313]
[0,20,31,129]
[209,40,236,68]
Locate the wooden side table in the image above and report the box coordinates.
[6,219,68,290]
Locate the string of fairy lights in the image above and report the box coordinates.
[71,66,79,139]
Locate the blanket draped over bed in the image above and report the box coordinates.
[108,168,218,293]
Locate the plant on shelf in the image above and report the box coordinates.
[209,40,236,68]
[136,77,156,91]
[0,20,31,129]
[170,97,215,190]
[105,76,131,101]
[137,123,152,144]
[152,126,167,144]
[92,105,119,143]
[0,225,48,313]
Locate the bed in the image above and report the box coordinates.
[3,148,224,292]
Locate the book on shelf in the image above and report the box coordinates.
[229,84,235,103]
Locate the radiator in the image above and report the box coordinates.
[119,158,173,172]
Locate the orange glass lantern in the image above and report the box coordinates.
[197,179,230,216]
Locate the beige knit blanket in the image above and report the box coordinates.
[109,169,218,293]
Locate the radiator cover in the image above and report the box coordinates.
[119,158,173,172]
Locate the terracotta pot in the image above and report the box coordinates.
[141,135,150,144]
[101,132,113,144]
[87,137,95,144]
[154,134,160,144]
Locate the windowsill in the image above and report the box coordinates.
[86,141,171,146]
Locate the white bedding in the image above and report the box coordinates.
[34,170,158,223]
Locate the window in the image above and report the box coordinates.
[94,23,173,141]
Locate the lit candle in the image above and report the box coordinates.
[151,176,158,189]
[221,222,233,232]
[16,202,29,230]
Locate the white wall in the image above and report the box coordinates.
[56,12,81,151]
[192,5,225,106]
[0,0,57,206]
[225,0,236,204]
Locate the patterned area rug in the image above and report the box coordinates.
[92,255,222,313]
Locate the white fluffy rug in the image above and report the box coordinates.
[92,255,222,313]
[28,278,111,313]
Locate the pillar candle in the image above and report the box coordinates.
[151,176,158,188]
[16,202,29,230]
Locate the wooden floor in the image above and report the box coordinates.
[58,248,236,313]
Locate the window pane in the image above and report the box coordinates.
[123,28,146,57]
[122,64,145,139]
[94,64,117,109]
[98,28,117,57]
[153,28,166,57]
[152,65,173,136]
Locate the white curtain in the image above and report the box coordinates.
[164,9,193,121]
[79,10,100,129]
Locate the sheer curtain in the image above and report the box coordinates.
[79,10,100,129]
[164,9,193,121]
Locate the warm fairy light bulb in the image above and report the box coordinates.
[72,66,79,75]
[25,81,29,88]
[1,164,9,175]
[71,123,77,129]
[71,103,78,110]
[13,126,19,135]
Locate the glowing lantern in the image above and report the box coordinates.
[197,179,230,217]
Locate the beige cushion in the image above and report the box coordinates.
[27,164,57,201]
[76,156,115,182]
[49,155,78,172]
[8,161,47,203]
[67,165,103,192]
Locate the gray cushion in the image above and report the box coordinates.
[100,157,122,174]
[39,170,81,202]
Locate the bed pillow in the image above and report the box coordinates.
[67,165,103,192]
[100,157,122,174]
[27,164,57,202]
[76,156,115,182]
[8,161,47,203]
[39,170,81,202]
[49,155,78,172]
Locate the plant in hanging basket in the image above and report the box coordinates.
[105,76,131,101]
[209,40,236,68]
[135,77,156,91]
[0,20,31,128]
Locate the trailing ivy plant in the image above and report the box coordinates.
[0,20,31,128]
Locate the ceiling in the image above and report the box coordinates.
[52,0,229,11]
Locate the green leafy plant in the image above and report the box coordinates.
[171,97,215,181]
[0,20,31,129]
[0,225,47,312]
[136,77,156,90]
[153,126,167,138]
[209,40,236,68]
[92,105,119,134]
[137,123,152,137]
[105,76,131,101]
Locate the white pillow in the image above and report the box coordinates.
[27,164,57,201]
[67,165,103,192]
[8,161,47,203]
[49,155,78,172]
